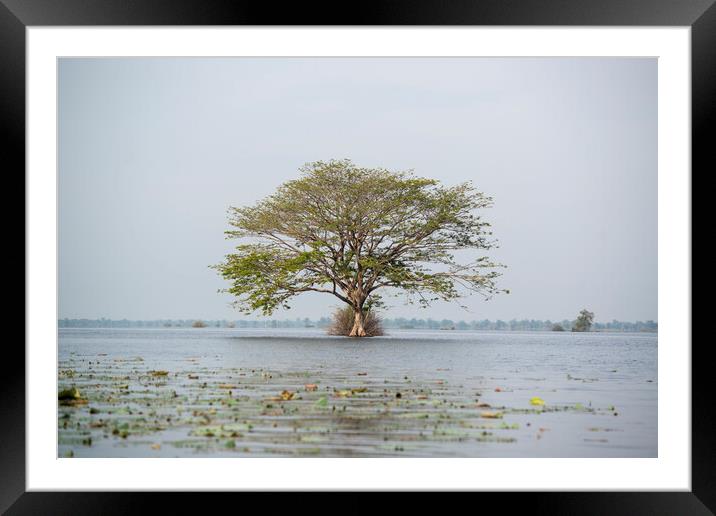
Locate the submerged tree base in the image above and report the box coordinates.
[327,307,384,337]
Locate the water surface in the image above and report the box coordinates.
[58,328,657,457]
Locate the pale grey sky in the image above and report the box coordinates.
[58,57,657,322]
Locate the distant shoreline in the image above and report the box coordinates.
[58,318,657,333]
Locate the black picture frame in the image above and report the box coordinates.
[4,0,708,512]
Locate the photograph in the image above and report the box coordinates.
[57,56,658,459]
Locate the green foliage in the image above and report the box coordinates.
[213,160,506,327]
[572,309,595,332]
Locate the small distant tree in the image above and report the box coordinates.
[214,160,506,337]
[551,323,565,331]
[572,309,594,332]
[192,320,207,328]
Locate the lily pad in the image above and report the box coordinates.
[280,390,296,401]
[59,387,88,405]
[58,387,82,400]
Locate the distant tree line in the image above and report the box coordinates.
[58,317,657,332]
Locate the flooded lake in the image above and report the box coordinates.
[58,328,657,458]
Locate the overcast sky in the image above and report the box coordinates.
[58,57,657,322]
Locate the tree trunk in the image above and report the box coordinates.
[348,308,367,337]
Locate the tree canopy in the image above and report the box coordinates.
[572,309,595,332]
[214,159,506,336]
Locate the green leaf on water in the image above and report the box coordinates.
[58,387,82,400]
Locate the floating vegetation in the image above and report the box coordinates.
[57,350,646,458]
[58,387,82,400]
[58,387,88,406]
[279,390,296,401]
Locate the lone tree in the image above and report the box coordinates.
[572,309,595,332]
[214,160,506,337]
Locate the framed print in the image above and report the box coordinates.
[4,0,709,512]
